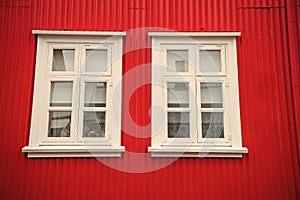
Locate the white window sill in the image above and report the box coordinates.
[148,146,248,158]
[22,146,125,158]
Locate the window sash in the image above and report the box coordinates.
[163,78,197,143]
[159,45,231,145]
[42,44,114,145]
[81,44,112,76]
[39,77,78,143]
[196,76,230,143]
[48,44,80,76]
[77,77,111,144]
[162,45,196,76]
[196,44,227,76]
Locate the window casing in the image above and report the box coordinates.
[23,31,125,157]
[148,32,248,158]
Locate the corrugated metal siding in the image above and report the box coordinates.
[0,0,299,199]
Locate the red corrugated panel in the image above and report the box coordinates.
[33,0,129,31]
[0,0,299,200]
[286,0,300,163]
[0,0,31,7]
[150,0,238,31]
[237,0,285,8]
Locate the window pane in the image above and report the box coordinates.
[199,50,221,72]
[84,82,106,107]
[50,82,73,107]
[167,82,189,107]
[201,83,223,108]
[83,112,105,137]
[202,112,224,138]
[52,49,75,71]
[48,111,71,137]
[168,112,190,138]
[167,50,188,72]
[85,49,107,72]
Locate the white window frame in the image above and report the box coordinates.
[148,32,248,158]
[22,30,125,158]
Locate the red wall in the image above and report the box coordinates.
[0,0,299,199]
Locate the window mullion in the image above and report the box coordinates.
[189,77,197,143]
[74,44,83,142]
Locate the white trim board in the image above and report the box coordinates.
[32,30,126,36]
[149,32,241,37]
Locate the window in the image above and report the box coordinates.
[148,32,248,157]
[22,31,125,157]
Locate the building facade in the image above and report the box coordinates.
[0,0,299,199]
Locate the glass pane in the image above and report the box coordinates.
[52,49,75,71]
[167,50,188,72]
[84,82,106,107]
[199,50,221,72]
[50,82,73,107]
[85,49,107,72]
[202,112,224,138]
[201,83,223,108]
[168,112,190,138]
[83,112,105,137]
[167,82,189,107]
[48,111,71,137]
